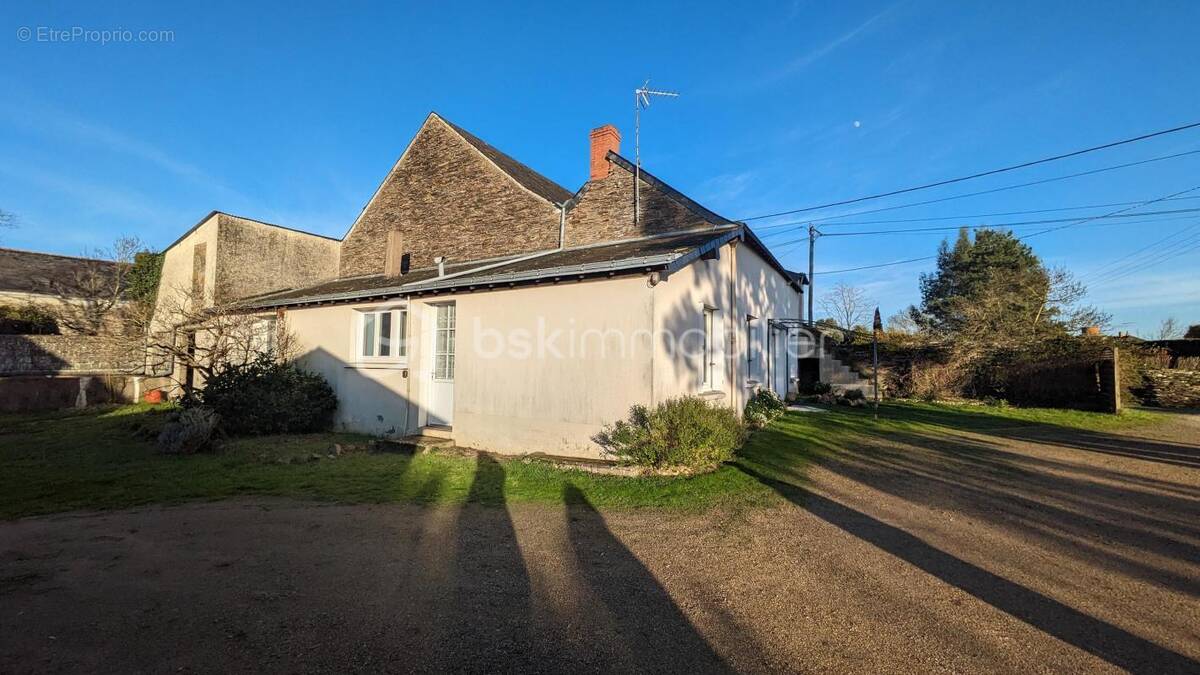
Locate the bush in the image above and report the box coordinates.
[744,388,786,429]
[157,407,220,454]
[188,355,337,435]
[0,304,58,335]
[798,380,832,396]
[593,396,745,470]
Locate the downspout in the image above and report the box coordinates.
[558,202,566,250]
[728,238,739,410]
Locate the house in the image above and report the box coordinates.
[153,113,808,458]
[0,247,124,333]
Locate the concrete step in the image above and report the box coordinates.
[374,435,454,454]
[419,425,454,439]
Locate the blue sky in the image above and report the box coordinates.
[2,1,1198,336]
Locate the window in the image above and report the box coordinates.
[746,315,758,381]
[252,317,277,355]
[703,306,717,389]
[359,308,407,360]
[434,304,455,380]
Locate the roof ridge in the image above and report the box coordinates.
[604,152,736,226]
[435,114,574,205]
[0,246,117,265]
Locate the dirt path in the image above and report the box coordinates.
[2,416,1198,673]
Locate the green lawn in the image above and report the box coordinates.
[0,401,1163,519]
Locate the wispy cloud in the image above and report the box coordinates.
[0,97,248,205]
[0,162,190,228]
[759,3,902,85]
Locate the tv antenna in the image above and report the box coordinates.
[634,79,679,225]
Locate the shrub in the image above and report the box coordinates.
[188,355,337,435]
[157,407,220,454]
[798,380,832,396]
[744,388,786,429]
[593,396,745,469]
[0,304,58,335]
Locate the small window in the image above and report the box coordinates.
[703,307,717,388]
[746,315,758,380]
[359,309,407,360]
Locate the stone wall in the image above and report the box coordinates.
[214,214,340,303]
[0,334,140,376]
[564,158,723,247]
[0,374,171,412]
[1142,369,1200,408]
[339,115,563,277]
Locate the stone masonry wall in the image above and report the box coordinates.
[339,116,563,277]
[1143,369,1200,408]
[214,214,340,303]
[0,334,140,376]
[564,159,720,247]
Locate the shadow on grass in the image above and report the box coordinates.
[735,462,1200,674]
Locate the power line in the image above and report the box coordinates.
[1021,185,1200,239]
[1089,228,1200,285]
[763,209,1200,242]
[751,148,1200,233]
[1080,223,1200,282]
[804,186,1200,276]
[738,120,1200,222]
[755,195,1200,229]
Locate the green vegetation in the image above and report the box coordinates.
[125,250,164,305]
[0,303,58,334]
[189,355,338,435]
[592,397,745,469]
[743,388,786,429]
[0,401,1163,519]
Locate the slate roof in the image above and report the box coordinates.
[241,228,747,309]
[439,115,575,205]
[0,247,120,296]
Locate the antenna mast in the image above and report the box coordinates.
[634,79,679,226]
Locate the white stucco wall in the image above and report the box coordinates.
[153,213,219,332]
[278,243,798,458]
[449,276,654,457]
[652,240,800,412]
[285,302,415,437]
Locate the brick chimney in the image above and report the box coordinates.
[589,124,621,181]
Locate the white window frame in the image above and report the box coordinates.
[355,305,408,364]
[432,303,456,381]
[702,305,718,390]
[746,314,759,382]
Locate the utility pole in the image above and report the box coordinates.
[634,79,679,226]
[807,224,819,326]
[872,307,882,420]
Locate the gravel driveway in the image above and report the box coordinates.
[2,415,1198,673]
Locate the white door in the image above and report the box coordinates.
[427,303,456,426]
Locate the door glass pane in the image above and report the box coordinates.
[362,313,376,357]
[397,311,407,356]
[434,305,456,380]
[379,311,391,356]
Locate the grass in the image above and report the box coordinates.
[0,400,1165,519]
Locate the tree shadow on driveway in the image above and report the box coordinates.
[735,461,1200,674]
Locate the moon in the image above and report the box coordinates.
[853,120,862,128]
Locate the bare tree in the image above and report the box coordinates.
[49,236,140,335]
[1154,317,1182,340]
[885,311,919,334]
[134,284,294,397]
[818,282,873,330]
